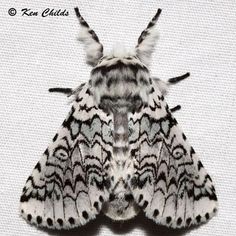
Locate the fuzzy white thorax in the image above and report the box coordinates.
[103,43,136,58]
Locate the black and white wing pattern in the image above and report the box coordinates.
[128,80,218,228]
[20,83,113,229]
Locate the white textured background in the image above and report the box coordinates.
[0,1,236,236]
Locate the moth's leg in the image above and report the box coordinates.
[170,105,181,113]
[168,72,190,84]
[152,72,190,95]
[48,87,72,95]
[48,82,86,96]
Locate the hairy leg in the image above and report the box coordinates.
[152,72,190,95]
[48,83,86,96]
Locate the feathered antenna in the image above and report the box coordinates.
[74,7,103,66]
[135,9,162,66]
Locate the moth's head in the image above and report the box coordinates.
[75,7,161,70]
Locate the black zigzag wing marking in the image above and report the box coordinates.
[129,82,218,229]
[20,82,113,229]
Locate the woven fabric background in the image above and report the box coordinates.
[0,1,235,235]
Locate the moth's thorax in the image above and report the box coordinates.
[89,56,151,113]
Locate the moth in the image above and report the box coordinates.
[20,7,218,229]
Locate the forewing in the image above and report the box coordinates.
[20,83,113,229]
[128,81,218,228]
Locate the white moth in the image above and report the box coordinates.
[20,7,218,229]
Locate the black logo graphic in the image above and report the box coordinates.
[8,8,17,16]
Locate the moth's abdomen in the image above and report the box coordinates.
[101,107,140,220]
[113,111,129,153]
